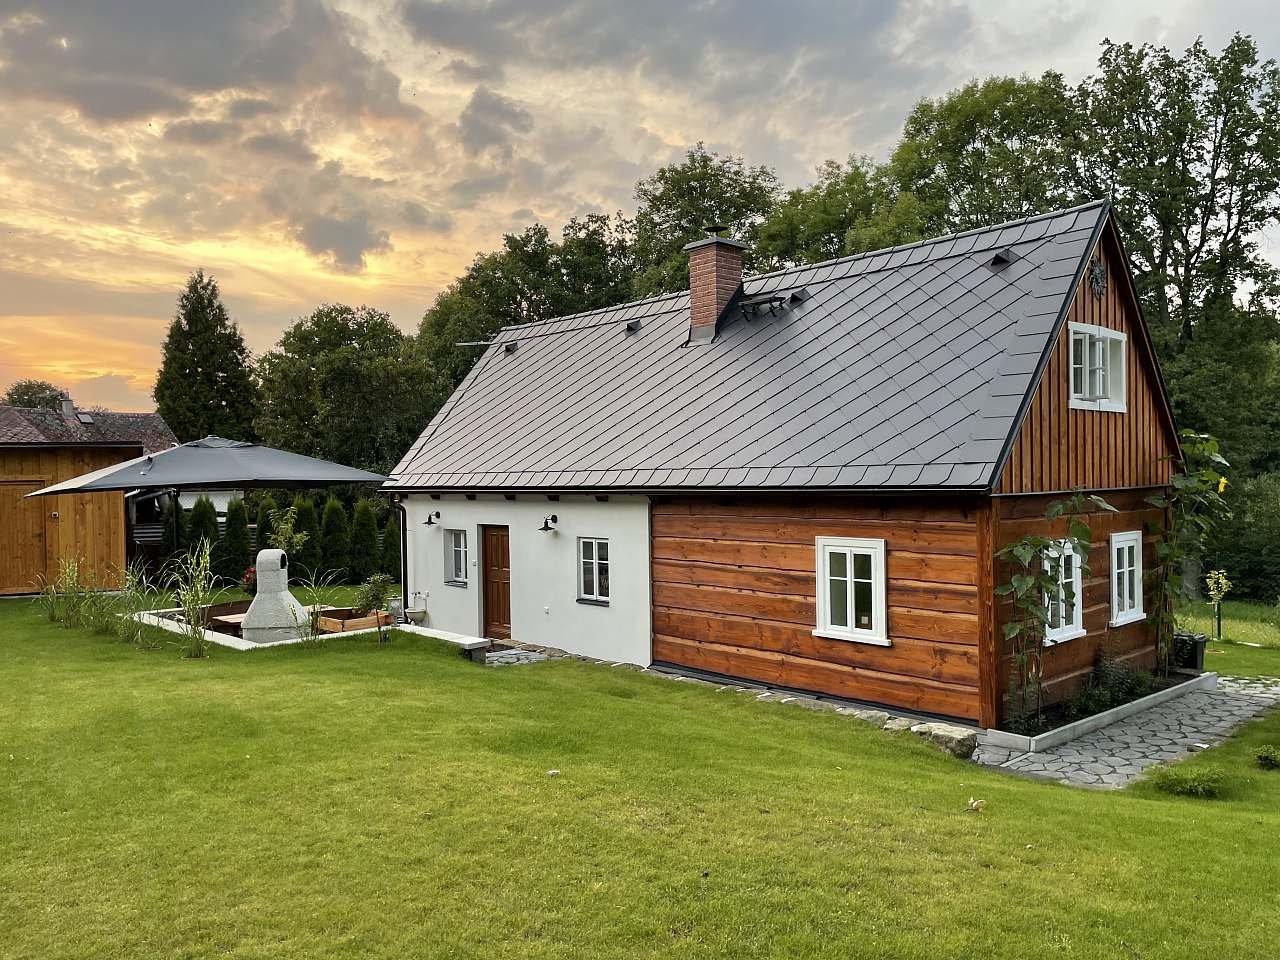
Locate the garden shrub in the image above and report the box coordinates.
[320,496,351,582]
[1061,652,1159,722]
[187,496,220,553]
[1256,745,1280,771]
[291,496,321,577]
[159,499,186,560]
[217,498,252,582]
[255,495,278,554]
[1205,472,1280,602]
[1148,765,1224,798]
[348,499,379,584]
[381,512,401,581]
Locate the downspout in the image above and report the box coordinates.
[394,495,410,623]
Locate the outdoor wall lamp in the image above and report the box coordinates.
[423,511,441,526]
[539,514,558,532]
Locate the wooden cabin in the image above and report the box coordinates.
[388,201,1178,728]
[0,399,176,594]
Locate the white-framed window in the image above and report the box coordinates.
[1044,539,1085,644]
[814,537,889,646]
[578,537,609,603]
[1110,530,1144,626]
[1069,321,1126,412]
[444,529,467,584]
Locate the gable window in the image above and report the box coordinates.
[1069,322,1126,412]
[814,537,888,646]
[1044,540,1085,644]
[444,529,468,585]
[578,538,609,604]
[1110,530,1144,626]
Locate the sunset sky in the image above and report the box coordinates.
[1,1,1276,411]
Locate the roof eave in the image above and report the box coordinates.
[382,483,990,498]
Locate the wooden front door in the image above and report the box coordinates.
[481,525,512,640]
[0,479,50,595]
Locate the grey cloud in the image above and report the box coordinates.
[443,58,504,83]
[402,201,454,232]
[164,119,241,144]
[227,97,280,119]
[242,132,318,164]
[447,170,512,207]
[293,210,391,272]
[457,86,532,158]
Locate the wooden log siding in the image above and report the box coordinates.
[651,497,984,721]
[998,229,1177,494]
[992,490,1165,711]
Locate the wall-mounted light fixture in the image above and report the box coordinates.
[538,514,558,532]
[423,511,441,526]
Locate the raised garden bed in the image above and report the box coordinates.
[315,608,392,633]
[982,671,1219,753]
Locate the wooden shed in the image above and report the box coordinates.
[0,399,175,594]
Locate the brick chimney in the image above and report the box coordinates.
[59,396,76,420]
[683,230,746,344]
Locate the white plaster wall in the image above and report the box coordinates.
[402,494,652,665]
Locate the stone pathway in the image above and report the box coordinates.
[973,676,1280,788]
[486,648,550,666]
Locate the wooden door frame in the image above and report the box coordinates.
[480,524,511,640]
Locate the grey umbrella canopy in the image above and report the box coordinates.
[27,436,387,496]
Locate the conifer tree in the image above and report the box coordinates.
[381,512,401,582]
[187,496,220,553]
[320,496,351,582]
[254,495,278,555]
[348,499,379,584]
[153,270,258,442]
[217,498,252,582]
[292,495,321,576]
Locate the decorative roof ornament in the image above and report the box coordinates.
[1089,259,1108,298]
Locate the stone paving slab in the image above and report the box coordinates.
[973,676,1280,788]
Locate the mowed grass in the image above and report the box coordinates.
[1182,598,1280,677]
[2,600,1280,959]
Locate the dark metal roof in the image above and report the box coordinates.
[0,403,176,453]
[27,436,387,496]
[389,201,1110,493]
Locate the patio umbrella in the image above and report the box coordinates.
[26,436,387,496]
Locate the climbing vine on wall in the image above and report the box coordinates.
[995,493,1116,731]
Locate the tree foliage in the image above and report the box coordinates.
[187,496,220,554]
[256,304,439,475]
[381,512,401,582]
[291,495,321,577]
[319,496,351,582]
[348,499,380,584]
[633,143,780,296]
[153,270,258,442]
[3,379,67,410]
[217,498,251,582]
[254,495,278,555]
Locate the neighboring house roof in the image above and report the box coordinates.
[390,200,1117,493]
[0,403,177,454]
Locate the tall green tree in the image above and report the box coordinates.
[217,498,252,581]
[256,304,440,475]
[633,143,780,296]
[187,496,220,553]
[348,499,380,584]
[160,498,186,561]
[291,495,321,576]
[3,379,67,410]
[254,495,278,555]
[319,496,351,582]
[381,512,401,582]
[153,271,258,442]
[418,214,635,394]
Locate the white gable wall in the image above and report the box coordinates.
[402,493,652,665]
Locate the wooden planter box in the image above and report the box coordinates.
[316,608,392,633]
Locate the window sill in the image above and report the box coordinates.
[812,628,891,647]
[1110,611,1145,628]
[444,580,468,588]
[576,598,610,607]
[1069,397,1127,414]
[1043,627,1086,646]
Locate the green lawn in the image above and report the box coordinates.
[1182,598,1280,677]
[3,599,1280,958]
